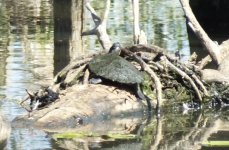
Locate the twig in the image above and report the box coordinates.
[122,48,162,113]
[161,56,202,102]
[178,63,209,96]
[83,69,90,84]
[191,74,209,96]
[20,90,33,112]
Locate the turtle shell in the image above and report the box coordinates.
[88,53,144,84]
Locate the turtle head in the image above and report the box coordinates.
[109,42,121,53]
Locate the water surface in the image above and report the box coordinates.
[0,0,228,150]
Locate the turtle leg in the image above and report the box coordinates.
[135,84,152,112]
[89,78,103,84]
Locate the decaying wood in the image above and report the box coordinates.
[196,55,212,70]
[191,74,209,96]
[127,44,177,61]
[22,42,229,116]
[179,0,221,65]
[177,62,209,96]
[132,0,147,45]
[201,69,229,83]
[54,57,93,83]
[82,0,112,50]
[83,69,90,85]
[21,0,229,116]
[64,64,87,85]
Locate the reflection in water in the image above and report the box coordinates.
[0,0,228,149]
[86,0,190,61]
[53,0,71,75]
[48,110,229,150]
[0,0,53,149]
[0,114,11,149]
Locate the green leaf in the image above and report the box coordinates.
[202,141,229,147]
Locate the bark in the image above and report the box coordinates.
[122,48,162,112]
[132,0,147,45]
[179,0,221,65]
[201,69,229,83]
[82,0,112,50]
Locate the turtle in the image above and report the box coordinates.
[88,42,152,111]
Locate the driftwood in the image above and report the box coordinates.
[81,0,111,50]
[47,44,223,113]
[21,41,229,115]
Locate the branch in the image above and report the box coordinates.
[85,3,101,26]
[82,1,112,50]
[132,0,147,44]
[83,69,90,84]
[161,56,202,102]
[192,74,209,96]
[122,48,162,113]
[179,0,221,65]
[102,0,110,25]
[132,0,140,44]
[178,63,209,96]
[196,55,212,70]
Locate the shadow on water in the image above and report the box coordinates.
[53,0,71,75]
[0,0,228,150]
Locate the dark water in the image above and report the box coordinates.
[0,0,228,150]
